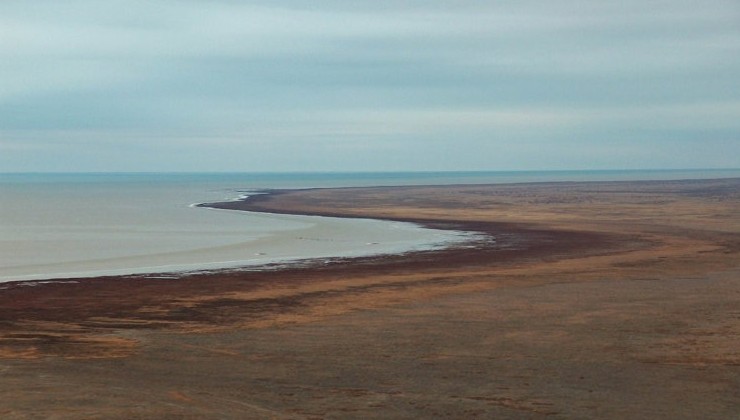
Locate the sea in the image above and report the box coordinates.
[1,169,739,283]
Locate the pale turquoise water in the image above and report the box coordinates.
[1,170,738,282]
[4,169,740,188]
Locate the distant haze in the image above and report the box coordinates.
[1,1,739,172]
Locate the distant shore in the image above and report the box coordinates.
[1,177,739,418]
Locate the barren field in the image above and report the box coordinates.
[1,178,739,418]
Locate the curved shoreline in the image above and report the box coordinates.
[10,177,737,350]
[198,188,630,272]
[1,191,475,285]
[2,184,624,291]
[0,186,634,362]
[1,179,739,418]
[0,184,631,308]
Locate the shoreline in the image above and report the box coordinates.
[2,177,737,333]
[0,180,649,358]
[1,195,476,285]
[0,216,624,361]
[0,188,623,291]
[3,175,738,286]
[1,177,738,417]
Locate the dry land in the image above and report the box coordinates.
[1,178,739,418]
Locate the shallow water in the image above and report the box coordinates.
[0,173,479,282]
[1,170,738,282]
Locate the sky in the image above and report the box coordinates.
[1,0,739,172]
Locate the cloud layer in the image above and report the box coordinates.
[1,0,739,171]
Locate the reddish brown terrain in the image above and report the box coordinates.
[1,178,738,418]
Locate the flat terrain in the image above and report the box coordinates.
[1,178,739,418]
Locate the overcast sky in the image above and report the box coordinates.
[1,0,739,172]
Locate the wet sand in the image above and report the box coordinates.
[1,178,739,418]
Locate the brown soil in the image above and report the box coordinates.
[0,178,738,418]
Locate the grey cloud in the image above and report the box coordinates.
[0,0,738,171]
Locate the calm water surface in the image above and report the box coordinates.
[1,170,738,282]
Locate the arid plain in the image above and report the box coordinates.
[1,178,739,418]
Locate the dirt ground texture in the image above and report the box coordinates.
[1,178,738,418]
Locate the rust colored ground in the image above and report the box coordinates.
[0,178,738,418]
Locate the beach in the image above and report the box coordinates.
[1,177,739,418]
